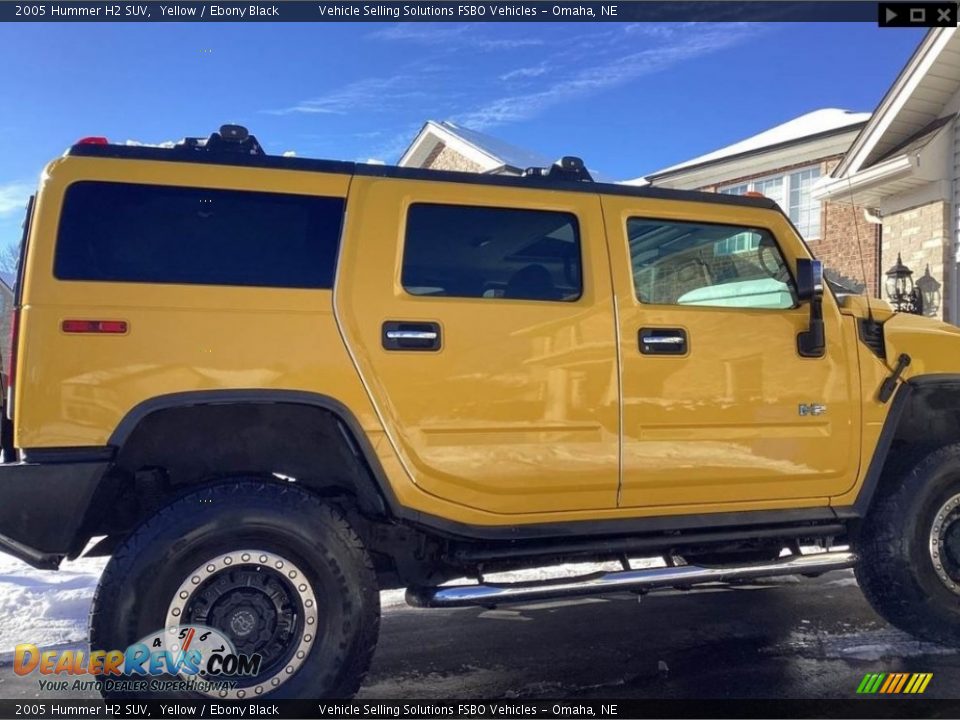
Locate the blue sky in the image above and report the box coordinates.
[0,22,925,254]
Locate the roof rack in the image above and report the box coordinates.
[522,156,593,183]
[177,124,264,156]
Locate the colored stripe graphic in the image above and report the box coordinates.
[893,673,910,693]
[857,672,932,694]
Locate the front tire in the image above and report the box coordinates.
[89,481,380,699]
[856,443,960,644]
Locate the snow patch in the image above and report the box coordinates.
[0,553,107,658]
[777,627,955,661]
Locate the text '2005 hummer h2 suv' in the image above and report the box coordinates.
[3,125,960,698]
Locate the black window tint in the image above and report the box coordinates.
[55,182,344,289]
[402,203,582,302]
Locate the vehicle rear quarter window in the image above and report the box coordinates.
[402,203,582,302]
[54,181,344,288]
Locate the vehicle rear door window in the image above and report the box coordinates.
[402,203,582,302]
[55,181,344,289]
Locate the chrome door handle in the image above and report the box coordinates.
[641,335,684,345]
[639,328,688,355]
[382,321,442,351]
[385,330,438,341]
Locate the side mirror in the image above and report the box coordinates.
[796,259,825,358]
[796,258,824,301]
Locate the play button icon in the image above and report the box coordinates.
[879,3,902,25]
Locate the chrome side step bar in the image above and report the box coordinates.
[406,550,857,609]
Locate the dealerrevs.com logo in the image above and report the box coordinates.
[14,625,262,694]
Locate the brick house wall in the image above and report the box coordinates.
[820,200,881,297]
[818,158,880,297]
[882,200,951,320]
[422,144,486,173]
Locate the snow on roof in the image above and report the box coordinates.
[437,121,553,172]
[641,109,870,181]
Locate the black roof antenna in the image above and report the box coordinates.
[523,156,593,183]
[846,175,877,326]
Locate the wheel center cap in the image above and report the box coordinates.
[945,520,960,566]
[230,609,257,637]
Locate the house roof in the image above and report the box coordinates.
[0,271,15,294]
[636,109,870,185]
[814,28,960,207]
[878,113,956,162]
[812,113,955,207]
[399,120,552,174]
[834,28,960,177]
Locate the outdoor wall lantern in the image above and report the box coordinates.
[885,253,924,315]
[915,265,941,317]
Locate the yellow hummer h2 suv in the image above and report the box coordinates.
[3,125,960,698]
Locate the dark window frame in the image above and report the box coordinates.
[401,201,585,304]
[53,180,345,290]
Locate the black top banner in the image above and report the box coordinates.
[2,699,960,720]
[0,1,942,23]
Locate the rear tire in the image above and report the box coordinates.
[856,443,960,644]
[89,480,380,699]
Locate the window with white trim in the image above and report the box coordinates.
[720,165,821,239]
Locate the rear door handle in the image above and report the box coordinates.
[382,321,442,351]
[639,328,688,355]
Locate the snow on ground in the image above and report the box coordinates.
[0,553,666,658]
[0,552,107,658]
[775,625,956,661]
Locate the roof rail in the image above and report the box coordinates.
[177,124,264,156]
[523,156,593,183]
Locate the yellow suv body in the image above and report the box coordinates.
[3,128,960,699]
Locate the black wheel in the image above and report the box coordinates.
[89,481,380,699]
[856,442,960,644]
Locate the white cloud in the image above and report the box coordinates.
[364,158,386,165]
[499,63,549,82]
[268,22,762,162]
[368,25,542,51]
[266,75,431,116]
[0,182,32,218]
[454,24,758,130]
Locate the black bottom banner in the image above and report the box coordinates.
[3,699,960,719]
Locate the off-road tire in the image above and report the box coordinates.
[89,480,380,699]
[856,442,960,644]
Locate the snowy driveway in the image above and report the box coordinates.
[2,557,959,699]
